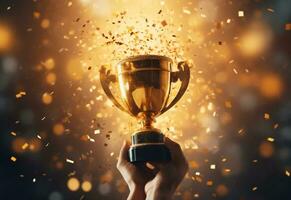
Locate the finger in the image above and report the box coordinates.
[145,162,160,174]
[165,137,186,164]
[136,162,157,180]
[148,161,166,170]
[116,140,130,170]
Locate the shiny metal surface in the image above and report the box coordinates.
[117,56,172,118]
[99,54,190,131]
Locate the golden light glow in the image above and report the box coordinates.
[42,92,53,104]
[216,184,229,197]
[43,58,55,70]
[66,59,84,80]
[2,0,287,198]
[12,137,27,153]
[100,170,113,183]
[53,123,65,136]
[259,141,274,158]
[239,23,272,57]
[41,19,50,29]
[28,138,41,152]
[0,24,13,52]
[81,181,92,192]
[67,177,80,191]
[259,74,283,98]
[46,72,57,85]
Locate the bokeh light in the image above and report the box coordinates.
[67,177,80,192]
[0,23,13,52]
[1,0,291,199]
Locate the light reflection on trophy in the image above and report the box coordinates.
[100,55,190,162]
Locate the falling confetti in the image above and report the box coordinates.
[238,11,244,17]
[66,158,74,164]
[16,91,26,98]
[10,156,17,162]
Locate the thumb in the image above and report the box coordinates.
[116,140,130,170]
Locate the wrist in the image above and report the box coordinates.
[145,183,174,200]
[127,184,146,200]
[150,181,176,200]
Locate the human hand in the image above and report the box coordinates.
[117,138,188,200]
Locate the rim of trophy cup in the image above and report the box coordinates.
[117,54,173,70]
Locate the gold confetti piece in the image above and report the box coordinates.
[200,14,207,18]
[22,143,29,150]
[267,137,275,142]
[238,11,244,17]
[94,129,100,134]
[264,113,270,120]
[37,135,42,139]
[182,8,191,15]
[222,158,227,162]
[238,129,244,135]
[67,1,73,7]
[210,164,216,169]
[16,91,26,98]
[161,20,167,26]
[226,19,231,23]
[252,186,258,191]
[66,158,74,164]
[10,131,17,136]
[224,168,231,173]
[10,156,17,162]
[206,127,210,133]
[274,123,279,129]
[286,170,290,177]
[233,68,238,74]
[267,8,274,12]
[110,152,114,156]
[285,23,291,30]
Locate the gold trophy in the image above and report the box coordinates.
[100,55,190,162]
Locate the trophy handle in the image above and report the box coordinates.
[160,61,190,114]
[99,65,128,113]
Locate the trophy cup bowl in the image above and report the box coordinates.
[100,55,190,163]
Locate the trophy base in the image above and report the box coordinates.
[129,130,171,163]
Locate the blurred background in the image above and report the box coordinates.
[0,0,291,199]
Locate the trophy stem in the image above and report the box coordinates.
[137,112,155,130]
